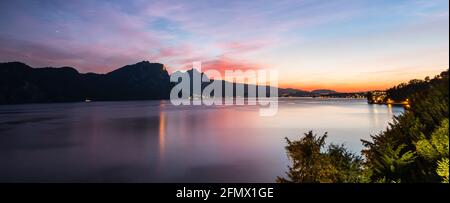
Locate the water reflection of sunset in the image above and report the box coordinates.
[159,105,166,158]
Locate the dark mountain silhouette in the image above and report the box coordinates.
[171,69,336,98]
[172,69,283,98]
[0,61,340,104]
[0,61,170,104]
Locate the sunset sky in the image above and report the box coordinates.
[0,0,448,92]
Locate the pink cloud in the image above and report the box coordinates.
[219,39,278,54]
[194,56,266,78]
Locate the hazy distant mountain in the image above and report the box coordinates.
[311,89,338,95]
[0,61,170,104]
[278,88,312,97]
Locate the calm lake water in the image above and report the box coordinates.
[0,98,403,182]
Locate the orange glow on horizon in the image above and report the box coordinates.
[277,77,429,92]
[278,82,397,93]
[167,63,446,93]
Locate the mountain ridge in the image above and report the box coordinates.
[0,61,170,104]
[0,61,342,104]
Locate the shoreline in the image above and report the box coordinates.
[0,97,368,107]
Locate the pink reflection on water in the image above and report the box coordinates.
[158,102,166,159]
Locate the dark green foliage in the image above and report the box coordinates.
[370,144,416,183]
[416,119,449,161]
[386,79,428,102]
[437,158,449,183]
[326,144,365,183]
[277,131,364,183]
[386,71,447,102]
[416,119,449,183]
[362,70,449,183]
